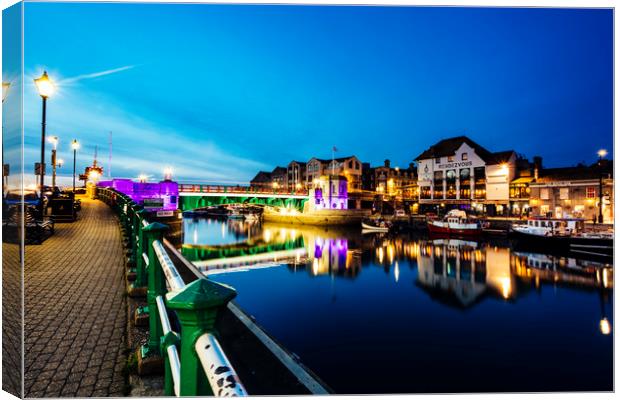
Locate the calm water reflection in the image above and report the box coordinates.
[181,217,613,393]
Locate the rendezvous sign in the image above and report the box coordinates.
[437,161,474,170]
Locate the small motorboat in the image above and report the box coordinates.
[361,218,392,232]
[427,209,482,236]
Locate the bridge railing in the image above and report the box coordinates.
[97,186,247,397]
[178,183,309,196]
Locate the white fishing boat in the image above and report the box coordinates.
[361,218,392,232]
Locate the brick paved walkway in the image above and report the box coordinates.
[24,197,127,397]
[2,241,22,398]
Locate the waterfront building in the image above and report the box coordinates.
[306,156,363,192]
[308,174,349,211]
[508,156,541,216]
[415,136,517,215]
[98,178,179,211]
[270,166,288,190]
[249,171,273,190]
[286,161,306,191]
[362,159,418,199]
[528,161,613,223]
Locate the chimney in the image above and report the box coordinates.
[533,156,542,180]
[384,159,391,168]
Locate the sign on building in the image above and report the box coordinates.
[143,197,164,209]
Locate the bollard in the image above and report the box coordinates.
[142,222,169,356]
[127,202,142,265]
[166,279,237,396]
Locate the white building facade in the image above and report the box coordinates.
[415,136,516,214]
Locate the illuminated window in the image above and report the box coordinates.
[559,187,569,200]
[462,153,468,161]
[586,187,596,198]
[540,188,550,200]
[448,155,455,162]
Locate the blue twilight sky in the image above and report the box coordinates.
[19,3,613,184]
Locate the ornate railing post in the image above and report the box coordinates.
[166,279,237,396]
[140,222,169,357]
[129,208,149,296]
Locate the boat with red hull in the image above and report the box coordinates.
[427,209,483,236]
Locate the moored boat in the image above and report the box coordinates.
[427,209,482,236]
[361,218,392,232]
[510,217,613,259]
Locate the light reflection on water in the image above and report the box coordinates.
[181,217,613,393]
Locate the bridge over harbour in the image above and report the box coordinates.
[178,184,310,211]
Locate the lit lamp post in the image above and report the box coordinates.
[49,136,59,190]
[597,149,607,224]
[34,71,55,214]
[71,139,79,192]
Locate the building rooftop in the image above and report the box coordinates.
[535,163,613,183]
[271,166,287,175]
[414,135,514,165]
[250,171,272,183]
[310,156,357,164]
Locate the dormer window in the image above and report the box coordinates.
[435,157,441,164]
[448,155,455,162]
[462,153,468,161]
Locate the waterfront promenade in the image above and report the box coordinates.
[24,197,127,397]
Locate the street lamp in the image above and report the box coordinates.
[597,149,607,224]
[71,139,79,192]
[49,136,59,190]
[34,71,55,215]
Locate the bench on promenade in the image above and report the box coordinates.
[25,206,54,244]
[3,205,54,244]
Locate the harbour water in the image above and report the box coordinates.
[180,216,613,393]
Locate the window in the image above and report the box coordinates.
[559,187,569,200]
[473,167,486,182]
[540,188,549,200]
[462,153,468,161]
[348,160,353,168]
[586,187,596,198]
[448,155,455,162]
[435,157,441,164]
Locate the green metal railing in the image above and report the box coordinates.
[97,187,247,396]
